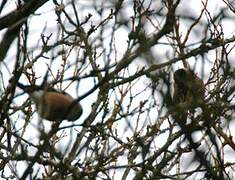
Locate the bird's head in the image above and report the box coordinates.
[173,68,189,85]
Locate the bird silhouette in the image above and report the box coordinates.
[172,68,205,124]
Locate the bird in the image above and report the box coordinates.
[172,68,205,124]
[173,68,205,104]
[17,82,83,122]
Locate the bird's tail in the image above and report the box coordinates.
[16,82,28,90]
[16,82,36,93]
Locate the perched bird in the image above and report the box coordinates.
[172,68,205,124]
[173,68,205,104]
[17,83,83,122]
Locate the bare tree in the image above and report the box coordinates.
[0,0,235,179]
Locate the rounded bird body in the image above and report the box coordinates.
[173,68,205,105]
[173,68,205,124]
[17,83,83,121]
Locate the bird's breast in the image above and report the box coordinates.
[31,91,82,121]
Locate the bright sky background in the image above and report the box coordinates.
[0,0,235,179]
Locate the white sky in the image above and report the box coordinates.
[0,0,235,179]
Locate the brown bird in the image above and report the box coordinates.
[17,83,83,122]
[173,68,205,124]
